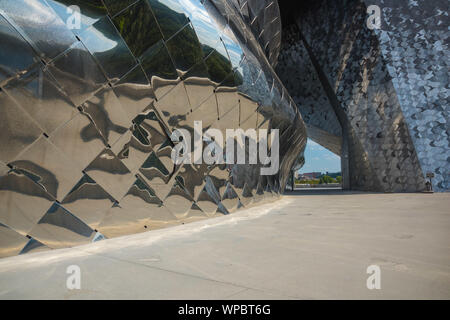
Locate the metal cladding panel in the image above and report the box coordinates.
[0,0,306,257]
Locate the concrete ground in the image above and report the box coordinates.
[0,191,449,299]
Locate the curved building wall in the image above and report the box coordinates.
[227,0,282,67]
[0,0,306,258]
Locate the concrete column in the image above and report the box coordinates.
[341,134,350,190]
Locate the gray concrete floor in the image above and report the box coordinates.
[0,191,449,299]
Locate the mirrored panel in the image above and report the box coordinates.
[0,222,29,258]
[182,61,214,111]
[81,86,130,146]
[139,151,173,201]
[166,23,204,73]
[19,237,50,255]
[10,137,84,201]
[3,66,77,134]
[1,0,77,62]
[84,148,135,201]
[29,202,96,249]
[46,0,108,36]
[154,81,191,130]
[112,0,163,58]
[112,64,155,120]
[221,182,239,213]
[103,0,138,17]
[79,16,136,81]
[111,129,153,173]
[0,169,54,236]
[196,185,219,217]
[47,41,107,107]
[61,173,116,229]
[0,14,39,83]
[163,180,194,219]
[0,90,42,163]
[140,40,179,99]
[49,112,107,170]
[148,0,189,40]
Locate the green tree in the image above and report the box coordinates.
[319,175,334,184]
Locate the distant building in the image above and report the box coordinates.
[299,172,322,180]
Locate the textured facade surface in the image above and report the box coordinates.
[277,0,449,192]
[0,0,306,258]
[228,0,282,67]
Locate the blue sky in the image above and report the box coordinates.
[298,139,341,174]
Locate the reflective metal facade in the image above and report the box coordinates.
[228,0,282,67]
[277,0,449,192]
[0,0,306,257]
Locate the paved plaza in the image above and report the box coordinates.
[0,191,449,299]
